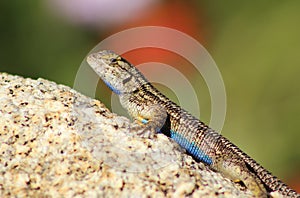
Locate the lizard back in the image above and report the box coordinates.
[131,82,299,197]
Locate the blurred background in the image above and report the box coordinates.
[0,0,299,191]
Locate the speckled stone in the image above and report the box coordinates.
[0,73,254,197]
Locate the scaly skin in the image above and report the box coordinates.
[87,50,300,198]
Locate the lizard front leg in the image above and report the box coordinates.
[131,103,168,138]
[120,95,168,137]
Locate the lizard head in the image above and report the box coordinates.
[87,50,148,95]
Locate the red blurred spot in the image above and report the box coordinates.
[106,1,209,71]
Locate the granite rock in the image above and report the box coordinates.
[0,73,254,197]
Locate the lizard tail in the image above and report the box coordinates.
[221,137,300,197]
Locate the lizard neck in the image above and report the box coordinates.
[103,80,122,95]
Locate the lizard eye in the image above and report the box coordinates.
[110,58,117,63]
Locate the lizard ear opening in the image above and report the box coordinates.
[122,75,133,84]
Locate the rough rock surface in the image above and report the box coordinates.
[0,72,254,197]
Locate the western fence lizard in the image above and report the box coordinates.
[87,50,299,197]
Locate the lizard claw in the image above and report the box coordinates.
[128,124,157,139]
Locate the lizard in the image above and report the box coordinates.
[86,50,300,197]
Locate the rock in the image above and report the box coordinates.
[0,73,252,197]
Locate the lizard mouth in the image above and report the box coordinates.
[86,53,107,76]
[86,53,97,65]
[87,50,116,67]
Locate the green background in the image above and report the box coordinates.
[0,1,299,186]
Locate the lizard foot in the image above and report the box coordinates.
[128,124,157,139]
